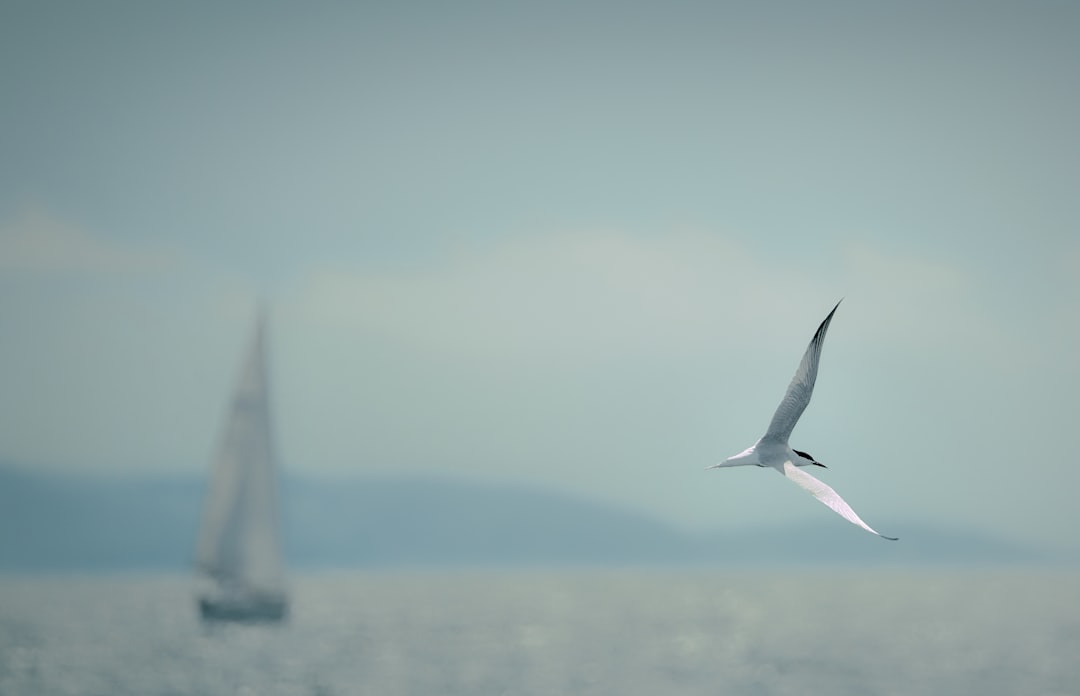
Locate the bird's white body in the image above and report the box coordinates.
[708,301,898,540]
[714,439,810,471]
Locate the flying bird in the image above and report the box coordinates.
[708,300,898,540]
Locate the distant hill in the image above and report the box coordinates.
[0,465,1054,572]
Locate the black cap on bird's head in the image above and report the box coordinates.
[793,448,827,468]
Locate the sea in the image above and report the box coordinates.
[1,568,1077,696]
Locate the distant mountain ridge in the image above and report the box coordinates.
[0,465,1055,571]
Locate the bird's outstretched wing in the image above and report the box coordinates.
[781,461,898,540]
[762,300,841,443]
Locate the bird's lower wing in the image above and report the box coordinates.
[780,461,898,540]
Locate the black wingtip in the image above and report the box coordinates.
[812,300,842,343]
[881,535,899,541]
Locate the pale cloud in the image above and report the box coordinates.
[286,229,836,366]
[0,207,179,274]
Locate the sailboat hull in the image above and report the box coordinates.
[198,592,288,624]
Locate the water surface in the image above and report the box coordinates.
[1,569,1077,695]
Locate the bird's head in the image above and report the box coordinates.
[793,448,827,468]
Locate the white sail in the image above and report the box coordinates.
[195,313,284,597]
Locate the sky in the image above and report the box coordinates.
[2,1,1079,555]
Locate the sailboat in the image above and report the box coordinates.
[194,312,287,623]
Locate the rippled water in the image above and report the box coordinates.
[1,569,1078,695]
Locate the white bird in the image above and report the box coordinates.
[708,300,898,540]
